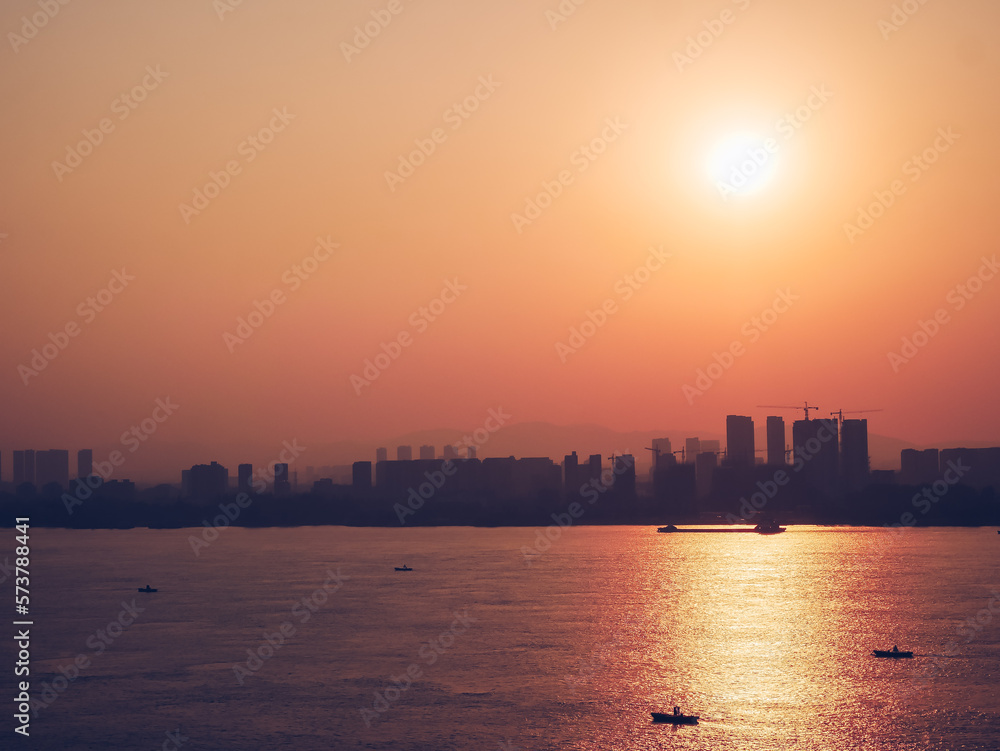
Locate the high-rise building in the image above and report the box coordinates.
[685,437,700,463]
[376,447,388,463]
[273,463,291,495]
[588,454,603,484]
[23,450,36,486]
[101,480,135,501]
[419,445,435,460]
[653,462,697,516]
[937,447,1000,490]
[900,449,939,485]
[840,419,870,491]
[695,451,717,497]
[35,450,69,488]
[766,416,785,466]
[510,457,562,496]
[184,461,229,500]
[396,445,412,461]
[726,415,755,466]
[701,439,720,454]
[467,446,477,459]
[352,461,372,489]
[563,451,596,495]
[238,463,254,494]
[12,451,25,486]
[792,418,839,495]
[77,449,93,479]
[651,438,673,478]
[563,451,580,492]
[652,437,672,456]
[443,445,458,460]
[613,454,636,498]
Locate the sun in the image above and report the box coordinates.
[707,131,781,199]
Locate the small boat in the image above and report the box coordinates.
[657,525,678,533]
[754,519,786,534]
[138,585,157,593]
[652,706,699,725]
[872,647,912,658]
[394,565,412,572]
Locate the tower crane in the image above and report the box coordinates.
[829,408,883,424]
[757,401,819,420]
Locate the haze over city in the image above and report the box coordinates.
[2,0,999,474]
[4,2,1000,749]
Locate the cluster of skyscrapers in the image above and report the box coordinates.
[646,414,872,504]
[7,449,91,489]
[900,447,1000,490]
[181,461,291,501]
[5,416,1000,512]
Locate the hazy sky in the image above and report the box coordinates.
[2,0,999,469]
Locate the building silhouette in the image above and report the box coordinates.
[273,463,291,495]
[511,457,561,497]
[685,437,700,463]
[396,446,412,461]
[792,418,839,496]
[237,463,253,494]
[12,451,25,486]
[563,451,580,495]
[419,445,435,460]
[652,462,696,516]
[695,451,717,498]
[23,450,36,486]
[101,479,136,501]
[183,461,228,500]
[938,447,1000,489]
[900,448,939,485]
[376,447,388,463]
[766,416,785,466]
[35,450,69,488]
[613,454,636,499]
[726,415,755,466]
[701,439,720,455]
[840,419,870,491]
[562,452,603,498]
[352,461,372,490]
[443,445,458,460]
[652,437,672,457]
[77,449,93,479]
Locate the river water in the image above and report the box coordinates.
[12,525,1000,749]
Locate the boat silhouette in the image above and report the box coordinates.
[652,706,699,725]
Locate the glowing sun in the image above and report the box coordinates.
[707,132,781,199]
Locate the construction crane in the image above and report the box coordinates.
[643,446,660,463]
[758,401,819,420]
[829,408,883,424]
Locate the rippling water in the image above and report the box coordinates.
[16,525,1000,750]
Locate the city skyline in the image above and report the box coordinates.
[4,2,1000,747]
[4,410,999,491]
[5,411,999,531]
[3,2,1000,460]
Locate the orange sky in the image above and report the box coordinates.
[2,0,999,478]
